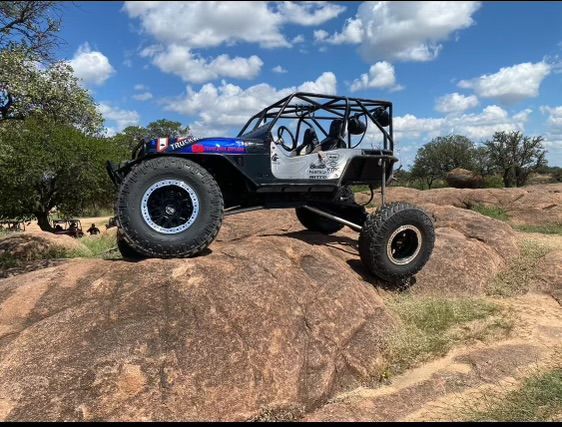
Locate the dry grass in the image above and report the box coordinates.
[454,349,562,421]
[380,296,513,378]
[487,240,550,297]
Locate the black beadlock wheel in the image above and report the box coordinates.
[116,157,224,258]
[359,202,435,283]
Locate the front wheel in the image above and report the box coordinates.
[116,230,146,260]
[116,157,224,258]
[359,202,435,283]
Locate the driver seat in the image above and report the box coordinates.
[316,119,346,152]
[296,128,319,155]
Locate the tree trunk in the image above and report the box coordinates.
[35,211,53,232]
[503,168,514,187]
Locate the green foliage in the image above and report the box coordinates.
[0,117,128,228]
[484,131,547,187]
[487,240,549,297]
[410,135,477,189]
[146,119,189,138]
[110,125,148,152]
[0,49,103,133]
[382,296,511,376]
[79,233,118,259]
[470,204,509,221]
[513,224,562,236]
[483,174,505,188]
[110,119,190,152]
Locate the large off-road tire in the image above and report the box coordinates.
[295,206,345,234]
[359,202,435,283]
[116,230,146,260]
[116,157,224,258]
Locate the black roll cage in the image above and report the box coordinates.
[237,92,394,152]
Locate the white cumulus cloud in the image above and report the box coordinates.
[142,44,263,83]
[316,1,481,63]
[394,105,529,144]
[435,92,479,114]
[349,61,403,92]
[98,103,140,131]
[540,106,562,165]
[272,65,288,73]
[68,42,115,86]
[133,92,153,101]
[458,62,551,104]
[164,72,337,136]
[124,1,343,49]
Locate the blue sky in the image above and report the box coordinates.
[55,1,562,167]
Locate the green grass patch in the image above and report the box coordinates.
[0,232,120,274]
[78,233,118,259]
[513,223,562,236]
[470,204,509,221]
[381,296,512,378]
[463,366,562,421]
[487,240,549,297]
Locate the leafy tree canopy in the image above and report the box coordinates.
[0,49,103,134]
[410,135,476,188]
[484,130,547,187]
[0,117,127,230]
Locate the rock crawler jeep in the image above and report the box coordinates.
[107,92,435,283]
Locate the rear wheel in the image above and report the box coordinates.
[116,157,224,258]
[359,202,435,283]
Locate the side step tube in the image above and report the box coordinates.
[303,205,363,232]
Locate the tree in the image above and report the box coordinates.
[410,135,476,189]
[0,117,127,230]
[111,125,147,152]
[0,49,103,133]
[484,131,547,187]
[110,120,191,152]
[0,1,62,62]
[146,119,189,138]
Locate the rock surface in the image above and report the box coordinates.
[382,183,562,226]
[0,232,86,261]
[1,185,558,421]
[0,227,394,421]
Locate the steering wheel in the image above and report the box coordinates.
[277,125,296,151]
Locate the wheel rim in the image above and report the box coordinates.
[386,225,422,266]
[141,179,199,234]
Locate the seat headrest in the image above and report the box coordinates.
[329,119,344,137]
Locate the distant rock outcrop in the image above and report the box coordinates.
[446,168,484,188]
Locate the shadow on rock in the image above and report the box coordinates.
[346,259,417,293]
[263,230,359,256]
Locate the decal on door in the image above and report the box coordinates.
[156,137,169,152]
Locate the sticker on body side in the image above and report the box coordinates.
[156,137,169,152]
